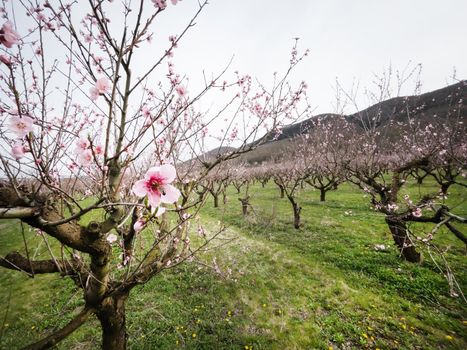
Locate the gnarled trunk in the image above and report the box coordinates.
[97,294,128,350]
[238,196,250,217]
[286,196,301,229]
[385,216,421,263]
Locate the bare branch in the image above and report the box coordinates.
[22,306,95,350]
[0,207,39,219]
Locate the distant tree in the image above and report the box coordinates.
[300,116,350,202]
[270,161,308,229]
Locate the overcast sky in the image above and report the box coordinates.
[150,0,467,114]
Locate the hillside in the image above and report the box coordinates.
[239,80,467,164]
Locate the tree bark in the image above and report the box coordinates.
[286,196,301,229]
[320,188,326,202]
[96,294,128,350]
[292,201,301,229]
[440,183,450,196]
[213,194,219,208]
[279,186,285,199]
[238,196,250,217]
[385,216,421,263]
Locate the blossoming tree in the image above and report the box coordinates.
[0,1,309,349]
[340,77,467,263]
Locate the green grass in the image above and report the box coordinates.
[0,179,465,349]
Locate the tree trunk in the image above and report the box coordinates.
[97,295,128,350]
[385,216,421,263]
[440,183,450,196]
[320,188,326,202]
[279,186,285,199]
[287,197,301,229]
[213,194,219,208]
[417,177,423,185]
[239,196,250,217]
[292,202,301,229]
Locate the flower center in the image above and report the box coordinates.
[17,121,26,130]
[148,175,164,193]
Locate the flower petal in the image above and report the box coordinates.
[155,206,166,217]
[161,184,181,203]
[133,219,145,233]
[159,164,177,183]
[147,191,161,208]
[145,166,161,179]
[132,180,148,197]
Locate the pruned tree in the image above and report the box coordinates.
[0,1,310,348]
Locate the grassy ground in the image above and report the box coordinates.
[0,180,465,349]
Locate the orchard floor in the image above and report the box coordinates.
[0,181,466,349]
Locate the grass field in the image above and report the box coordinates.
[0,180,466,349]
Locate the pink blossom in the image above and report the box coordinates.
[412,207,422,218]
[0,54,11,65]
[11,143,25,160]
[152,0,167,9]
[171,0,180,4]
[132,164,181,208]
[94,145,103,155]
[142,106,151,118]
[9,115,34,138]
[107,233,118,244]
[77,149,93,166]
[175,85,187,97]
[75,138,90,152]
[90,77,110,101]
[133,219,146,233]
[0,22,20,48]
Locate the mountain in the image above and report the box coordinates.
[239,80,467,164]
